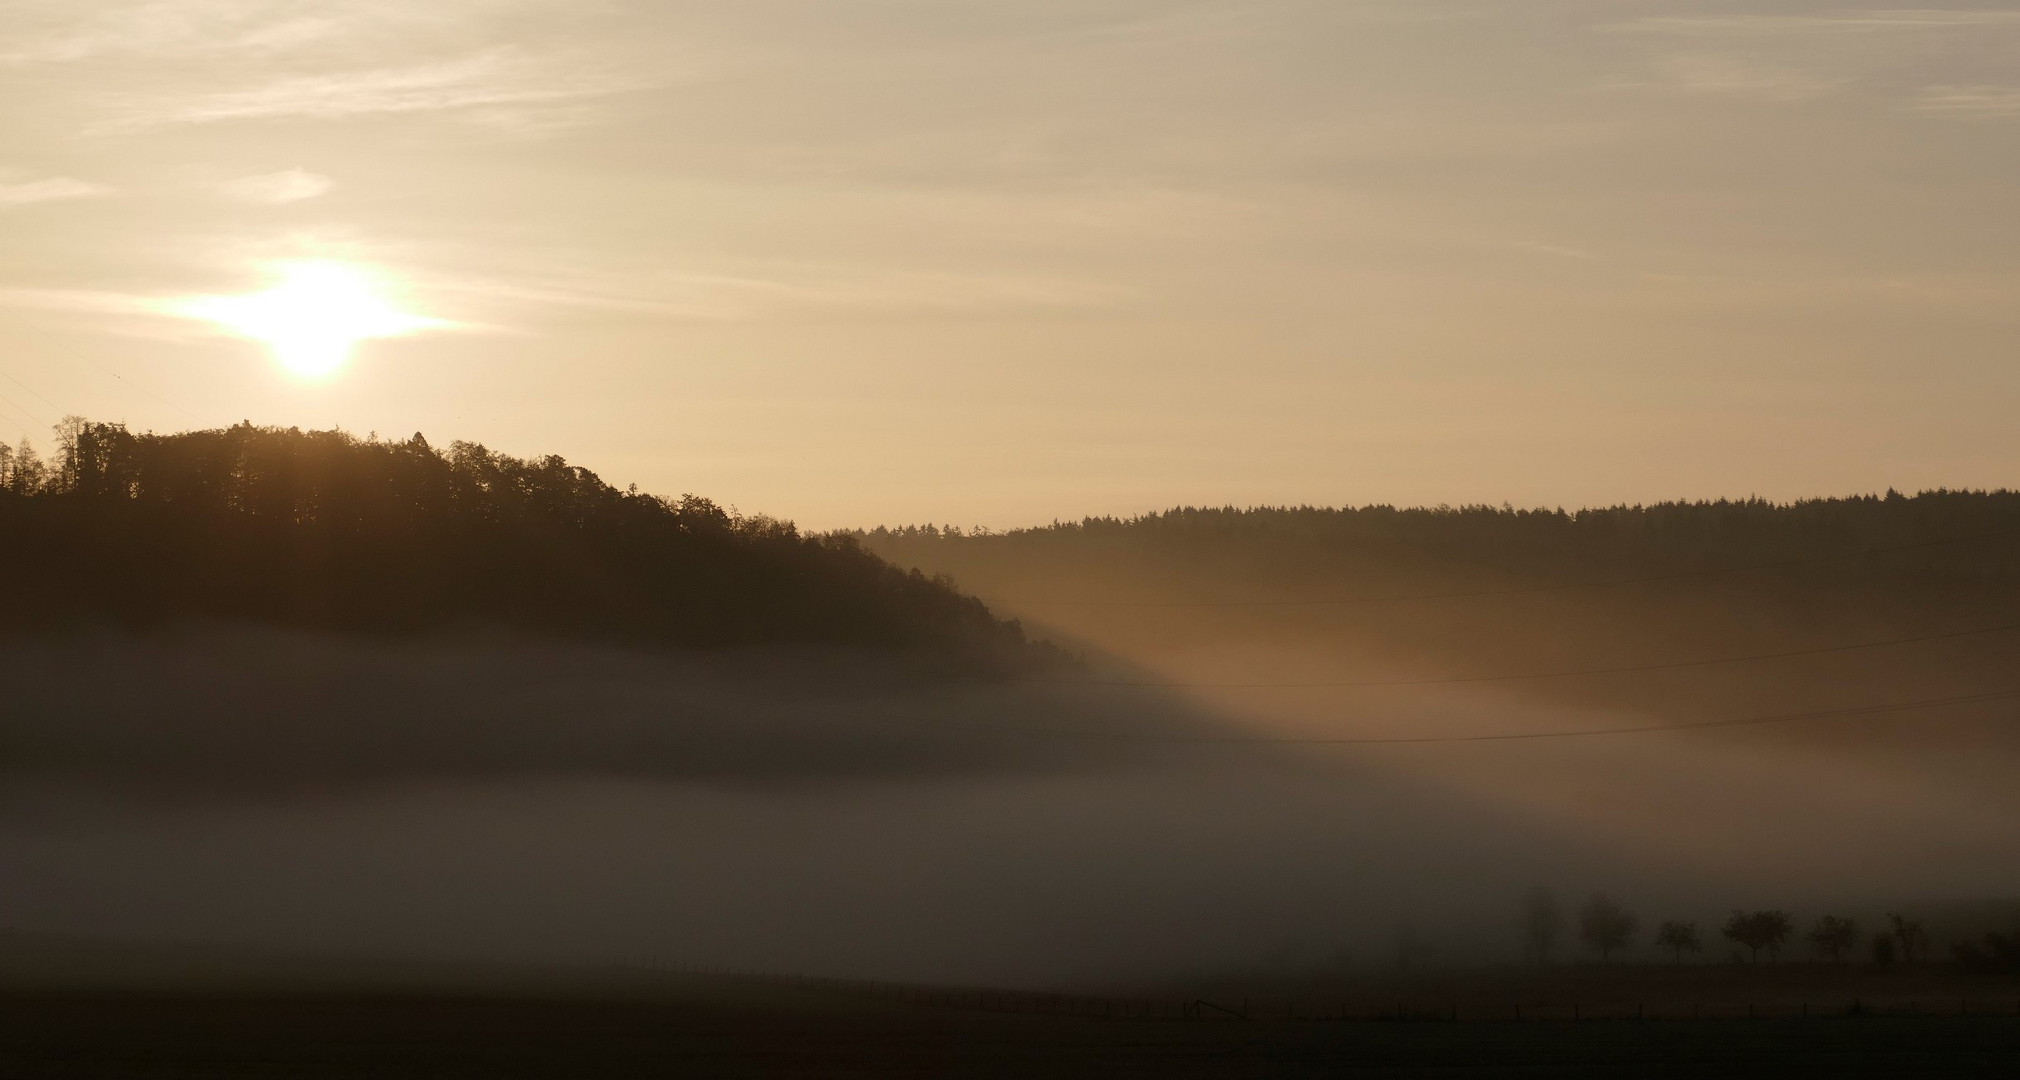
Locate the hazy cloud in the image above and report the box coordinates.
[111,50,643,127]
[1614,10,2020,37]
[0,0,550,64]
[440,264,1139,323]
[1911,85,2020,116]
[1656,54,1845,101]
[1607,8,2020,108]
[1512,241,1599,262]
[220,168,333,203]
[1,1,344,63]
[0,176,112,206]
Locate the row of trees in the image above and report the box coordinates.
[1521,891,1941,967]
[859,491,2020,601]
[0,437,50,493]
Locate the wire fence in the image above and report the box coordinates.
[623,963,2020,1024]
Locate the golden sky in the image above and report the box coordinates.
[1,1,2017,528]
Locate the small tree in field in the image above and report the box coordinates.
[1887,913,1929,965]
[1870,931,1897,968]
[1722,910,1793,963]
[1808,916,1859,962]
[1520,888,1564,964]
[1656,920,1702,964]
[1578,893,1639,962]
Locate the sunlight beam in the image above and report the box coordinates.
[173,260,446,377]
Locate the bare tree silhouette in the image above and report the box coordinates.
[1808,916,1859,962]
[1887,913,1929,965]
[1577,893,1639,962]
[1655,920,1702,964]
[1722,910,1793,964]
[1520,888,1564,965]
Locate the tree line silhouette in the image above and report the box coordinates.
[857,493,2020,603]
[0,419,1038,665]
[1517,890,2014,970]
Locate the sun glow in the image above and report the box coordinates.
[176,261,444,377]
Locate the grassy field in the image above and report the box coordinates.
[4,976,2018,1078]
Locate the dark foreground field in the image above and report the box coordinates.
[4,979,2018,1079]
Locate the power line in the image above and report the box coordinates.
[0,359,70,455]
[1024,620,2020,690]
[0,387,56,454]
[11,319,210,427]
[978,529,2020,609]
[1017,687,2020,745]
[74,355,207,427]
[0,365,65,420]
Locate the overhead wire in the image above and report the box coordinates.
[11,316,211,427]
[0,365,65,419]
[0,383,57,453]
[74,354,207,427]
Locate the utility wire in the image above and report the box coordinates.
[75,355,207,427]
[0,365,65,419]
[1024,620,2020,690]
[978,528,2020,609]
[12,320,210,427]
[0,388,56,454]
[1018,687,2020,746]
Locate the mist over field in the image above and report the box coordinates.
[3,602,2017,987]
[0,426,2017,998]
[8,1,2020,1072]
[0,627,1606,985]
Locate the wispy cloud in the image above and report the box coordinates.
[0,286,165,315]
[1512,241,1598,262]
[1,1,347,63]
[219,168,333,203]
[107,50,641,127]
[437,263,1139,324]
[1910,85,2020,116]
[1605,8,2020,108]
[1657,54,1844,101]
[0,176,112,206]
[1614,10,2020,36]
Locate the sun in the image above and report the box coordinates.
[176,261,444,377]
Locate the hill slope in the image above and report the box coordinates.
[0,420,1031,665]
[853,495,2020,744]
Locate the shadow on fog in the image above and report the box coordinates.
[0,625,1655,987]
[1,621,2017,991]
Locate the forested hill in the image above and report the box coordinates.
[0,420,1034,666]
[850,496,2020,736]
[856,495,2020,605]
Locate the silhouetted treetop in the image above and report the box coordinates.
[1,419,1036,665]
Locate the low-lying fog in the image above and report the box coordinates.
[0,626,2015,989]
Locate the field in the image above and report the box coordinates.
[5,970,2019,1079]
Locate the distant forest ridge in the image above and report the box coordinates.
[855,492,2020,597]
[0,419,1033,664]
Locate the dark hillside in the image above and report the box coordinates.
[852,495,2020,759]
[0,420,1032,666]
[857,495,2020,609]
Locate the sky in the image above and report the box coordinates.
[1,0,2018,529]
